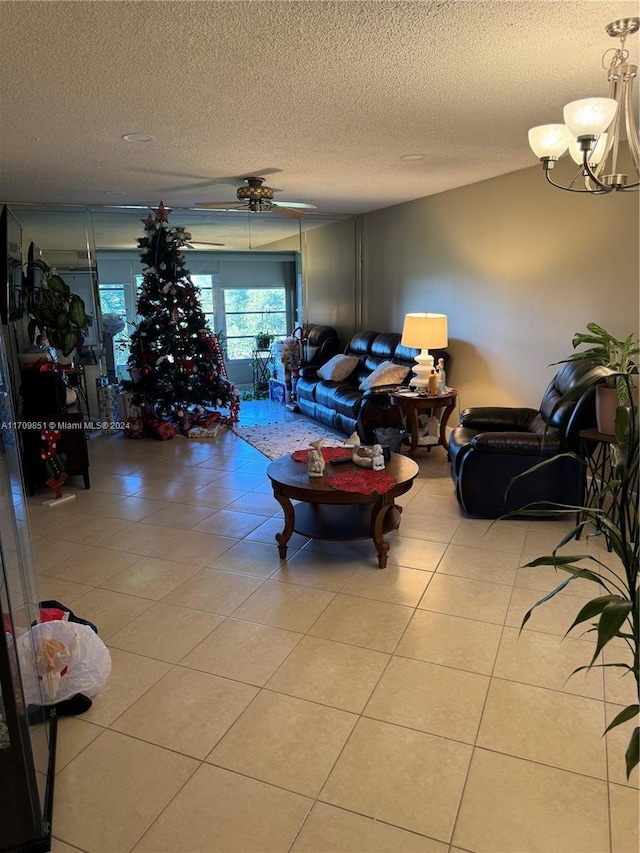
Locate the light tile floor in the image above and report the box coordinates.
[19,400,638,853]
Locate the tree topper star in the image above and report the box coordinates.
[153,201,172,222]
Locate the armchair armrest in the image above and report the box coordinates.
[362,384,407,398]
[470,430,563,456]
[460,407,538,431]
[298,365,320,379]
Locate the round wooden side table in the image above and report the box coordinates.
[389,389,458,458]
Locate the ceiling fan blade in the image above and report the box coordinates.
[276,201,317,210]
[236,168,282,181]
[195,201,244,209]
[194,199,307,218]
[272,205,306,219]
[154,179,225,193]
[184,241,226,248]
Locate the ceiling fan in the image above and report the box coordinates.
[183,240,225,248]
[196,177,316,219]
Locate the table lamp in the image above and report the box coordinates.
[400,312,448,390]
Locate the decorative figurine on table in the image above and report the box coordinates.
[436,358,450,395]
[371,444,385,470]
[345,433,386,469]
[307,438,326,478]
[39,428,76,507]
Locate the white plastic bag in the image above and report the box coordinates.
[17,620,111,705]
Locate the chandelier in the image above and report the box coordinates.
[528,17,639,194]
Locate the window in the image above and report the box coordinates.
[224,287,288,359]
[96,253,297,383]
[98,283,134,378]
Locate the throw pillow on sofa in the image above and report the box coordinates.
[317,354,360,382]
[359,360,410,391]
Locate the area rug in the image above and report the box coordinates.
[233,418,347,460]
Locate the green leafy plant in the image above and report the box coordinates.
[558,322,639,405]
[27,261,89,356]
[515,361,638,779]
[255,331,275,349]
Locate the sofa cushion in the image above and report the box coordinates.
[346,331,379,358]
[317,354,360,382]
[371,333,401,360]
[315,380,359,412]
[330,385,363,418]
[359,360,410,391]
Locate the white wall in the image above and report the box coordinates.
[360,163,639,412]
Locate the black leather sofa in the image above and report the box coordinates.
[296,330,447,438]
[301,325,341,367]
[449,361,597,518]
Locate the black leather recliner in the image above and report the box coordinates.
[449,361,597,518]
[301,325,341,368]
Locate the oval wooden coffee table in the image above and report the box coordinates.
[267,452,419,569]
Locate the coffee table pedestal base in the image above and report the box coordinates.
[274,495,402,569]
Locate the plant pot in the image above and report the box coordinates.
[56,349,76,365]
[255,335,272,350]
[596,385,618,435]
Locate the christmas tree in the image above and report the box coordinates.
[124,203,238,423]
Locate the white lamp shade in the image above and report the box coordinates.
[528,124,572,159]
[563,98,618,138]
[569,132,608,165]
[401,313,448,349]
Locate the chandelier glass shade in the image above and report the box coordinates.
[528,17,640,194]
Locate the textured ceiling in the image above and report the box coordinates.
[0,0,636,225]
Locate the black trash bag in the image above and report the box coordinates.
[374,428,407,460]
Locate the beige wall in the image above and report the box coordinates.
[300,219,359,344]
[260,219,360,348]
[360,163,639,411]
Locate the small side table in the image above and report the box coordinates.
[390,389,458,458]
[578,427,619,550]
[252,348,272,395]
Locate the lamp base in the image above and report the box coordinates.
[410,349,435,389]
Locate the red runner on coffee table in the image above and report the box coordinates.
[325,469,397,495]
[292,447,352,463]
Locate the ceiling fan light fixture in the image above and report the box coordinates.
[237,177,275,212]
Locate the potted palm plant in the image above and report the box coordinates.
[26,260,89,358]
[557,323,639,434]
[515,343,638,779]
